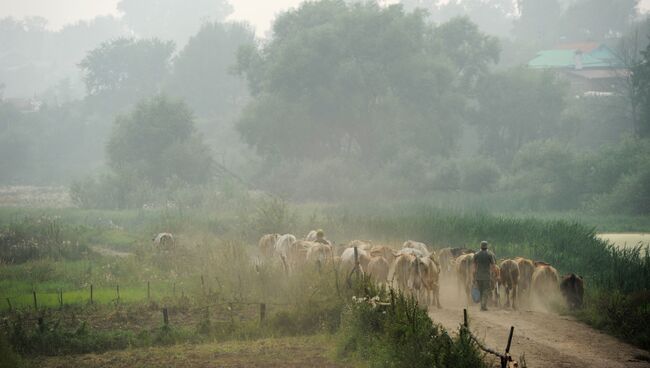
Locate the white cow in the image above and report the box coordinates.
[402,240,430,257]
[305,230,318,241]
[153,232,175,250]
[273,234,296,262]
[340,247,371,277]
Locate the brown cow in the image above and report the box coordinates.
[456,253,474,304]
[499,259,519,309]
[258,233,280,258]
[515,257,535,297]
[370,245,398,266]
[286,240,315,270]
[438,247,471,278]
[560,273,585,309]
[531,262,560,305]
[306,243,333,269]
[409,255,442,309]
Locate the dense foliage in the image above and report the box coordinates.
[237,2,498,163]
[338,287,486,368]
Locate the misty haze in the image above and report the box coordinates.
[0,1,649,367]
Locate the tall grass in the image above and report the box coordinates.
[321,203,650,293]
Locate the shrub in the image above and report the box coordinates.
[577,291,650,350]
[337,289,486,368]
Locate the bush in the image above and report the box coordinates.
[337,288,486,368]
[576,291,650,350]
[590,166,650,215]
[0,332,23,368]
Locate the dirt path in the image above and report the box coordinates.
[429,285,650,368]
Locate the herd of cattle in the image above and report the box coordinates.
[256,232,586,311]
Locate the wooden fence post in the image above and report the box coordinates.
[201,275,206,295]
[463,308,468,328]
[259,303,266,325]
[147,281,151,301]
[353,246,361,282]
[58,289,63,309]
[162,307,169,325]
[6,298,12,311]
[116,284,120,303]
[506,326,514,354]
[90,284,94,304]
[32,290,38,310]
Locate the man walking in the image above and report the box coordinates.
[473,240,496,311]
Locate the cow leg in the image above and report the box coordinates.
[512,285,517,310]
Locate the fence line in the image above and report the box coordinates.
[461,308,517,368]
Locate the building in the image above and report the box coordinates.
[528,42,627,96]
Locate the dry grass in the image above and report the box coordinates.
[29,335,349,368]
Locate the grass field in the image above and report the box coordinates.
[1,201,649,364]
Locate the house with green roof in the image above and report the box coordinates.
[528,43,627,95]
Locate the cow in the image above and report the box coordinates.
[348,239,373,251]
[306,242,334,269]
[402,240,430,256]
[531,262,560,305]
[560,273,584,309]
[367,255,390,286]
[305,230,318,241]
[369,245,398,266]
[152,232,175,250]
[258,233,280,258]
[408,255,442,309]
[515,257,535,297]
[499,259,520,309]
[398,247,427,257]
[340,247,371,279]
[456,253,475,304]
[390,253,415,293]
[287,240,316,269]
[438,247,474,278]
[274,234,297,271]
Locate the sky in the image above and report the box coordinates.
[0,0,306,34]
[1,0,649,35]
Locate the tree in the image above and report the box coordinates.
[433,17,500,89]
[472,67,568,165]
[117,0,233,46]
[559,0,638,41]
[106,95,213,186]
[167,21,254,117]
[513,0,562,45]
[633,39,650,137]
[402,0,515,37]
[79,38,174,110]
[236,1,498,164]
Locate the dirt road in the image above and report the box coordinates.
[429,287,650,368]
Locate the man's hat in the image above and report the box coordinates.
[480,241,488,249]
